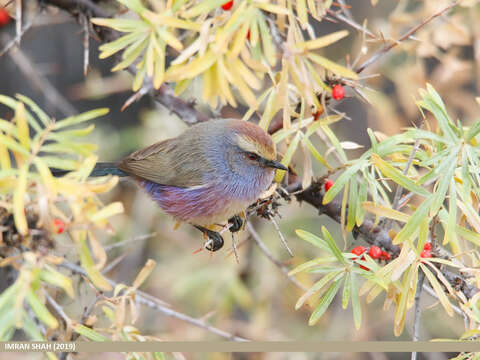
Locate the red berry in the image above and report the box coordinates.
[221,0,233,10]
[0,10,10,27]
[368,245,382,259]
[246,30,251,41]
[53,219,65,234]
[324,179,334,192]
[351,245,366,257]
[380,251,391,261]
[332,84,345,100]
[423,242,432,251]
[420,249,432,258]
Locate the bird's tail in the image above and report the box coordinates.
[51,162,128,177]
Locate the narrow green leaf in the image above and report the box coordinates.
[295,229,330,252]
[350,273,362,329]
[321,226,347,265]
[53,108,109,130]
[73,323,109,341]
[296,270,342,310]
[342,272,351,309]
[26,290,58,329]
[347,178,357,231]
[288,257,337,276]
[323,162,363,204]
[308,279,343,325]
[371,154,430,197]
[393,196,434,245]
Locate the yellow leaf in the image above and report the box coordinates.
[133,259,156,289]
[296,0,307,27]
[88,202,124,223]
[166,49,216,81]
[143,12,201,31]
[0,132,11,170]
[13,165,28,235]
[255,2,289,15]
[75,231,112,291]
[34,158,57,197]
[298,30,349,51]
[362,202,410,223]
[15,102,29,151]
[157,28,183,52]
[308,53,359,79]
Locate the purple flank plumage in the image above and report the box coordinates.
[139,165,274,225]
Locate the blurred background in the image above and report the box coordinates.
[1,0,478,359]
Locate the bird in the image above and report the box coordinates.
[54,119,287,251]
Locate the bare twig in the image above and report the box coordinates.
[355,1,460,74]
[15,0,21,46]
[59,260,248,341]
[81,14,89,76]
[247,222,307,292]
[0,13,36,57]
[411,270,425,360]
[270,217,293,257]
[45,291,71,327]
[103,233,156,251]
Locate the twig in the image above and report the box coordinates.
[59,260,248,341]
[2,32,77,116]
[355,1,460,74]
[0,13,36,57]
[247,222,307,292]
[103,233,156,251]
[411,270,425,360]
[269,217,293,257]
[45,291,71,327]
[81,14,89,76]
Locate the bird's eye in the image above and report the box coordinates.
[247,152,259,161]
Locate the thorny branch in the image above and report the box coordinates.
[355,1,460,74]
[59,260,249,342]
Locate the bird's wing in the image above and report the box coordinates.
[117,138,209,187]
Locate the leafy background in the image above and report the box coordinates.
[1,0,480,359]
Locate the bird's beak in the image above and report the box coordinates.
[263,159,288,171]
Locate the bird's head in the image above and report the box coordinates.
[224,120,287,178]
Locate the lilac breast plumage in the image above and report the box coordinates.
[139,169,274,225]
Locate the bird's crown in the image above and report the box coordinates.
[230,121,276,160]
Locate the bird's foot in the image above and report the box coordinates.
[195,225,224,252]
[228,214,243,233]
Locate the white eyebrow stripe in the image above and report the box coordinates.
[235,135,261,155]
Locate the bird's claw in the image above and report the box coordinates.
[204,230,224,252]
[228,215,243,233]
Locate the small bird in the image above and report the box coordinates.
[58,119,286,251]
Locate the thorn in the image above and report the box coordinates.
[270,217,294,257]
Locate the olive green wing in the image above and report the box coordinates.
[117,138,209,187]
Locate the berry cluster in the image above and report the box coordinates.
[351,245,391,271]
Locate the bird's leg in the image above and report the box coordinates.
[228,214,243,233]
[231,232,239,264]
[194,225,224,252]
